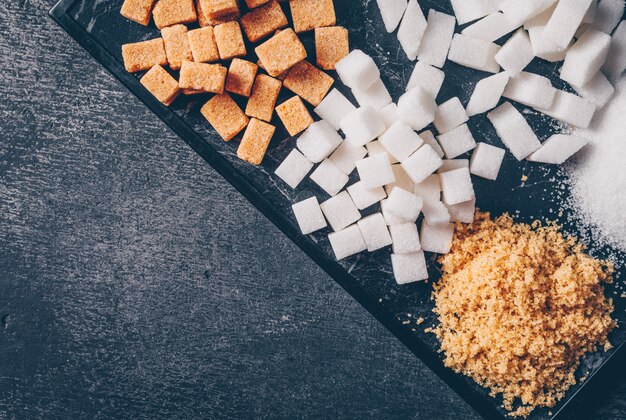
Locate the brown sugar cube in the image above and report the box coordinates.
[225,59,259,97]
[240,1,289,43]
[196,0,239,26]
[315,26,349,70]
[275,96,314,136]
[201,93,249,141]
[214,21,247,60]
[179,61,227,93]
[152,0,197,29]
[188,27,220,62]
[199,0,239,18]
[120,0,155,26]
[283,61,333,106]
[237,118,276,165]
[289,0,336,33]
[122,38,168,73]
[255,28,307,77]
[245,74,282,122]
[245,0,271,8]
[140,65,181,105]
[161,24,193,70]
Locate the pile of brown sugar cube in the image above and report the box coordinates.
[120,0,348,166]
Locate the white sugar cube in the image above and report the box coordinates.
[297,121,343,163]
[328,142,368,175]
[543,0,595,49]
[469,142,505,180]
[561,28,611,87]
[381,199,406,225]
[503,71,557,109]
[397,86,437,131]
[275,149,314,189]
[440,167,475,206]
[385,164,415,195]
[414,174,442,203]
[310,159,350,196]
[366,140,399,164]
[604,21,626,78]
[528,26,569,62]
[592,0,624,34]
[450,0,501,25]
[320,191,361,232]
[448,34,501,73]
[376,0,409,33]
[390,223,421,254]
[524,3,558,28]
[417,10,456,68]
[466,72,511,117]
[378,103,400,129]
[314,89,357,130]
[335,50,380,90]
[527,134,590,164]
[487,102,542,160]
[437,159,469,174]
[422,200,451,225]
[462,12,519,42]
[446,198,476,223]
[582,0,598,23]
[356,154,396,188]
[386,187,424,222]
[402,145,444,184]
[500,0,557,27]
[437,124,477,159]
[347,181,387,210]
[573,70,615,108]
[292,197,327,234]
[379,121,424,162]
[358,213,393,252]
[406,61,446,98]
[352,78,393,110]
[391,251,428,284]
[397,0,427,60]
[495,29,535,76]
[538,90,597,128]
[419,130,445,158]
[328,224,367,260]
[434,97,469,134]
[340,106,387,147]
[420,222,455,254]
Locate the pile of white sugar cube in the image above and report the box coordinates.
[275,0,626,285]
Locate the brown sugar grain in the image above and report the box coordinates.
[432,212,616,417]
[214,21,247,60]
[283,61,333,106]
[122,38,168,73]
[240,1,289,43]
[152,0,198,29]
[315,26,349,70]
[178,61,227,93]
[255,28,307,77]
[225,59,259,97]
[289,0,336,33]
[188,27,220,62]
[161,24,193,70]
[245,74,282,122]
[201,93,249,141]
[245,0,271,8]
[140,65,180,105]
[120,0,155,26]
[275,96,313,136]
[200,0,239,19]
[237,118,276,165]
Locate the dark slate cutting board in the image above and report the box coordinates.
[49,1,626,418]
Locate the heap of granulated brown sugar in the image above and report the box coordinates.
[431,212,617,417]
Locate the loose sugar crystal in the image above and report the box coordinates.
[420,222,455,254]
[314,88,357,130]
[366,140,399,164]
[604,21,626,78]
[487,102,542,160]
[503,71,557,109]
[379,121,424,162]
[381,199,406,225]
[561,28,611,87]
[466,72,510,117]
[437,124,477,159]
[356,154,396,188]
[434,97,469,134]
[297,120,343,163]
[310,159,350,196]
[378,103,400,129]
[406,61,446,98]
[335,49,380,90]
[462,12,518,42]
[390,223,421,254]
[320,191,362,232]
[446,198,476,223]
[538,90,597,128]
[358,213,393,252]
[328,224,367,260]
[275,149,314,188]
[440,167,475,206]
[397,86,437,131]
[328,141,368,175]
[341,107,387,147]
[385,164,414,195]
[469,142,505,180]
[402,145,444,184]
[352,78,393,109]
[592,0,625,34]
[391,251,429,284]
[386,187,424,222]
[448,34,501,73]
[417,10,456,68]
[450,0,501,25]
[437,159,469,174]
[527,134,590,164]
[500,0,557,27]
[376,0,408,33]
[543,0,594,49]
[495,29,535,76]
[397,0,428,60]
[419,130,445,158]
[347,181,387,210]
[528,25,569,62]
[573,71,615,108]
[292,196,327,234]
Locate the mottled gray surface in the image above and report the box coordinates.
[0,1,625,419]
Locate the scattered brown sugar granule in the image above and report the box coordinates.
[161,24,193,70]
[237,118,276,165]
[188,27,220,63]
[275,96,314,136]
[140,65,180,105]
[120,0,155,26]
[245,74,282,122]
[255,28,307,77]
[122,38,168,73]
[213,21,247,60]
[240,1,289,43]
[200,0,239,19]
[432,212,616,417]
[315,26,349,70]
[225,59,259,97]
[152,0,197,30]
[201,93,249,141]
[178,60,227,93]
[283,60,333,106]
[289,0,336,33]
[245,0,271,8]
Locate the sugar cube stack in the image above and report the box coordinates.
[402,145,444,184]
[488,102,542,160]
[470,143,506,180]
[314,88,357,130]
[297,121,343,163]
[543,0,594,49]
[386,187,424,222]
[341,107,387,147]
[397,0,428,60]
[390,223,421,254]
[434,97,469,134]
[448,34,501,73]
[351,78,393,109]
[466,72,510,117]
[397,86,437,131]
[503,71,557,109]
[356,154,396,188]
[347,181,387,210]
[573,71,615,108]
[538,90,597,128]
[357,213,393,252]
[592,0,625,34]
[335,50,380,90]
[604,21,626,78]
[417,10,457,68]
[328,225,367,260]
[275,149,314,188]
[406,62,446,98]
[527,134,590,164]
[379,122,424,162]
[391,252,428,284]
[437,124,477,159]
[462,12,519,42]
[500,0,557,27]
[495,29,535,76]
[561,28,611,87]
[420,222,455,254]
[376,0,409,33]
[440,167,475,205]
[320,191,361,232]
[292,197,327,234]
[449,0,500,25]
[328,142,368,175]
[309,159,350,196]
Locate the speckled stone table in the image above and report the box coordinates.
[0,1,624,419]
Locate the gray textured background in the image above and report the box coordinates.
[0,1,625,419]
